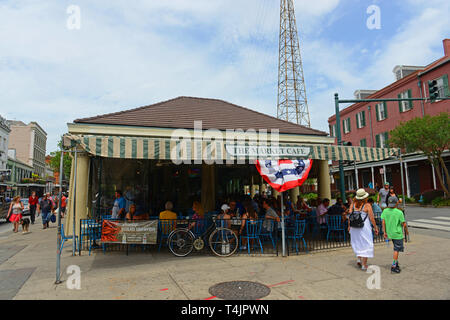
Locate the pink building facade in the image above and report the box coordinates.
[328,39,450,198]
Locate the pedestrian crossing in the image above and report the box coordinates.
[408,217,450,232]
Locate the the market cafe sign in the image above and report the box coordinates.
[225,144,311,158]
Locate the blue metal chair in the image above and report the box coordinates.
[326,215,346,242]
[60,223,78,253]
[258,219,276,251]
[79,219,95,252]
[158,219,174,251]
[87,219,102,255]
[309,209,327,238]
[240,220,263,254]
[191,218,206,237]
[287,220,308,254]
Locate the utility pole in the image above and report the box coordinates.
[277,0,310,127]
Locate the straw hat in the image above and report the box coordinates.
[355,188,369,200]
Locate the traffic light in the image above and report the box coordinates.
[428,80,439,102]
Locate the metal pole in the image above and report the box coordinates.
[281,192,286,257]
[399,152,410,242]
[335,93,346,203]
[72,149,77,256]
[354,161,359,190]
[55,146,64,284]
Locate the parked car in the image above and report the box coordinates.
[0,199,10,221]
[0,198,30,221]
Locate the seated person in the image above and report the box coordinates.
[239,205,258,250]
[189,201,205,231]
[328,198,346,216]
[217,204,232,229]
[159,201,177,233]
[262,199,280,233]
[228,200,239,218]
[316,198,330,226]
[125,204,137,221]
[295,196,312,214]
[368,198,382,218]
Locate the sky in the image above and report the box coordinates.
[0,0,449,152]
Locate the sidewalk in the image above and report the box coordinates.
[1,218,449,300]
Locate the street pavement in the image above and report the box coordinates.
[404,206,450,239]
[0,206,449,300]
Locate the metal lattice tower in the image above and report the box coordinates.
[277,0,310,127]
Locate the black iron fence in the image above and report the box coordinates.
[78,214,385,256]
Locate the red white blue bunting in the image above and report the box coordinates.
[255,159,313,193]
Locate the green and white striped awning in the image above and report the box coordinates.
[63,134,400,162]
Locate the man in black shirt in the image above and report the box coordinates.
[328,197,346,216]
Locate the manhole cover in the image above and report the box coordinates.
[209,281,271,300]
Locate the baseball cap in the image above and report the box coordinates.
[384,182,390,186]
[387,196,398,208]
[221,204,230,211]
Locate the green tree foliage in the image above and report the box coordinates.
[49,151,72,181]
[389,113,450,198]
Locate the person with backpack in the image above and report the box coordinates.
[38,193,54,229]
[348,189,379,271]
[381,196,409,274]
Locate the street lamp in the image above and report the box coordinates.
[334,93,347,203]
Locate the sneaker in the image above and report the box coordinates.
[391,264,401,274]
[361,265,368,271]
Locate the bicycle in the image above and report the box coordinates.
[167,217,238,257]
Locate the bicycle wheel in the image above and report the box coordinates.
[209,228,238,257]
[168,229,195,257]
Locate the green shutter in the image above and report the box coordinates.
[375,134,381,148]
[347,118,351,132]
[408,89,413,110]
[342,120,346,133]
[360,139,367,147]
[398,93,403,113]
[384,132,389,148]
[362,111,366,127]
[356,114,359,129]
[443,74,449,97]
[383,102,388,119]
[375,104,380,121]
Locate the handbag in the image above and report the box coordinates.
[50,213,56,223]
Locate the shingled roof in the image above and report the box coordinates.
[74,96,327,136]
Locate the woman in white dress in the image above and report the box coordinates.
[348,189,379,271]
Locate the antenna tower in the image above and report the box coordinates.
[277,0,310,127]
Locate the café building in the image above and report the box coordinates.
[63,96,398,237]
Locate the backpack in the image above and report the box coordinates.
[348,204,368,228]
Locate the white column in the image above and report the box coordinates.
[371,166,375,189]
[431,163,437,189]
[404,162,411,198]
[354,162,359,190]
[383,165,387,183]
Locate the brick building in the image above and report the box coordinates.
[328,39,450,198]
